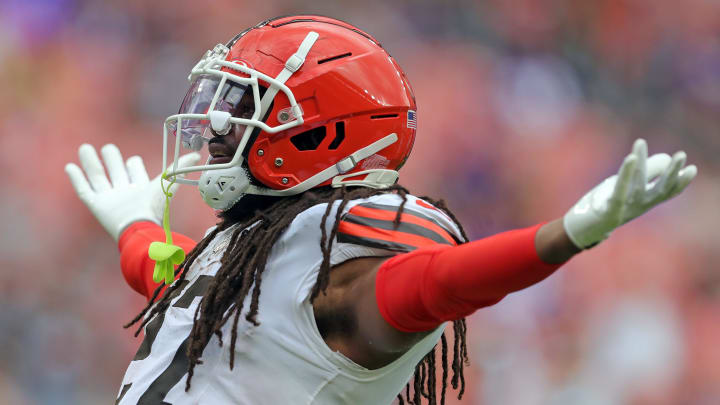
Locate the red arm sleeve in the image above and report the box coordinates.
[375,223,563,332]
[117,221,197,301]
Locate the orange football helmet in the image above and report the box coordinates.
[163,15,417,209]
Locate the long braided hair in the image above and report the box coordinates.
[124,185,470,405]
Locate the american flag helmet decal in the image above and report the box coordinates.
[407,110,417,129]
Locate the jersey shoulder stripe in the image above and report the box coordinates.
[342,213,453,245]
[357,202,462,244]
[336,231,419,252]
[337,200,461,252]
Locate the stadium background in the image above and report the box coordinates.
[1,0,719,403]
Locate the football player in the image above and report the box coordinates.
[65,16,697,405]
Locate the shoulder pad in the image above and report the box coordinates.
[337,194,464,252]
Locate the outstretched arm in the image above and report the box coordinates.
[332,222,565,364]
[344,139,696,357]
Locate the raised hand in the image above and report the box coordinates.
[65,144,200,241]
[563,139,697,249]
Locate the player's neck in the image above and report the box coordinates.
[218,194,283,226]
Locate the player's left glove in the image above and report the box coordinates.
[65,144,200,241]
[563,138,697,249]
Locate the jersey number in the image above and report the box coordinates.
[116,275,213,405]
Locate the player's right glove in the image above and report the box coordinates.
[563,138,697,249]
[65,144,200,241]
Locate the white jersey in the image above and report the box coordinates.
[116,193,463,405]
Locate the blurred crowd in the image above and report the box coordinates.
[0,0,718,404]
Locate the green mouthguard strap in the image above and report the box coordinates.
[148,173,186,285]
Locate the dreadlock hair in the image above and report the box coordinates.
[124,185,471,405]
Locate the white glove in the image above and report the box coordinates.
[65,144,200,241]
[564,138,697,249]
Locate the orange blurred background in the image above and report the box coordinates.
[1,1,719,404]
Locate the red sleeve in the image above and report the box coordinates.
[375,223,564,332]
[117,221,197,301]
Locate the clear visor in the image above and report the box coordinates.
[161,49,307,186]
[166,74,256,151]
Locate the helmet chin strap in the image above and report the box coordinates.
[246,132,400,197]
[198,132,400,210]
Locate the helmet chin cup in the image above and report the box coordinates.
[198,165,251,210]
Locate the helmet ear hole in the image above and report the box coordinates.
[328,121,345,150]
[290,127,327,151]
